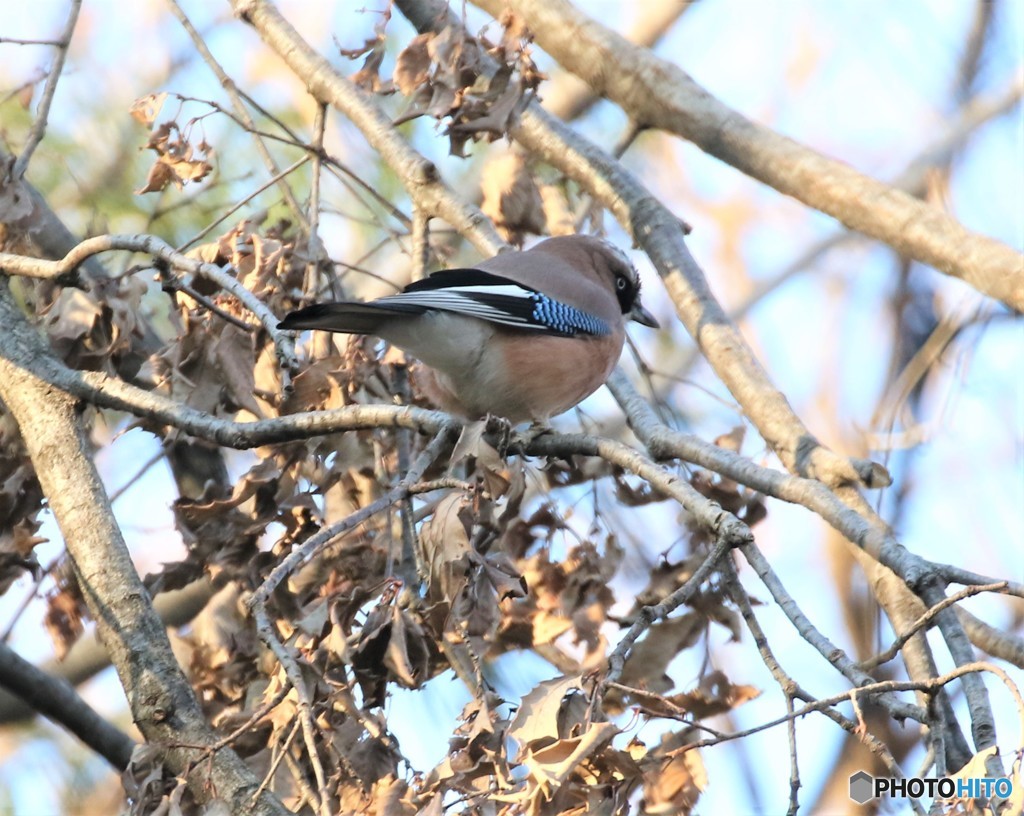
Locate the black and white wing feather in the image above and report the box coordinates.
[279,268,611,337]
[385,269,611,336]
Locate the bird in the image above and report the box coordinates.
[278,235,659,424]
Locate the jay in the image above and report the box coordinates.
[278,235,659,423]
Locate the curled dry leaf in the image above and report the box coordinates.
[136,121,213,194]
[0,416,45,592]
[480,151,545,246]
[424,691,512,802]
[419,490,526,638]
[630,670,761,722]
[42,274,148,376]
[129,92,167,127]
[350,599,438,708]
[391,14,542,156]
[641,745,707,815]
[393,33,432,96]
[508,674,587,758]
[520,720,619,795]
[121,745,174,816]
[43,561,87,660]
[342,6,392,92]
[629,615,705,686]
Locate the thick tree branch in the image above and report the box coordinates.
[542,0,692,122]
[0,579,215,724]
[0,639,136,770]
[230,0,506,259]
[0,281,288,816]
[476,0,1024,312]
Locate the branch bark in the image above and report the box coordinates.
[475,0,1024,312]
[230,0,506,259]
[0,639,136,769]
[0,281,287,815]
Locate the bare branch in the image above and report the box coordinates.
[604,536,733,686]
[475,0,1024,311]
[0,232,299,372]
[10,0,81,180]
[861,583,1010,671]
[0,639,136,769]
[0,281,288,815]
[0,579,216,725]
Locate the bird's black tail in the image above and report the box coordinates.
[278,301,423,335]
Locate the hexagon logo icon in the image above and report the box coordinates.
[849,770,874,804]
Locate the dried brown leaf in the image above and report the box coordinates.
[394,33,432,96]
[617,613,704,696]
[129,92,168,127]
[661,670,761,720]
[641,747,706,814]
[44,567,86,660]
[508,674,584,758]
[521,721,619,793]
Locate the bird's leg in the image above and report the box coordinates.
[485,414,514,458]
[520,420,555,452]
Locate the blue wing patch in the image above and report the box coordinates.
[373,268,611,337]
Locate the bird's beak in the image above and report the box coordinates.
[629,302,660,328]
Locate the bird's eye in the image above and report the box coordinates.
[615,276,628,291]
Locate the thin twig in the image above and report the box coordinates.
[605,536,734,687]
[252,606,330,816]
[249,425,457,607]
[10,0,81,180]
[175,155,310,252]
[165,0,309,229]
[304,101,328,299]
[859,582,1009,671]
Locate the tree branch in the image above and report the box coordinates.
[0,578,215,725]
[0,280,288,816]
[9,0,81,180]
[0,232,298,373]
[475,0,1024,311]
[0,639,136,770]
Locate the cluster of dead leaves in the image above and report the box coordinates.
[414,675,715,815]
[130,93,213,194]
[347,10,543,156]
[0,203,774,814]
[0,414,45,594]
